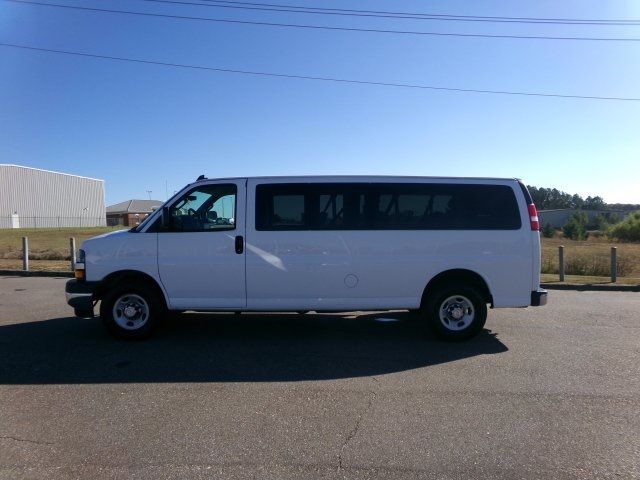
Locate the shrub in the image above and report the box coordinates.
[594,213,621,232]
[608,213,622,225]
[607,211,640,242]
[563,211,588,240]
[594,214,609,231]
[541,223,555,238]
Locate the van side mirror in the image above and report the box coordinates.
[161,206,171,229]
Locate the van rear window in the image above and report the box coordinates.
[255,183,521,231]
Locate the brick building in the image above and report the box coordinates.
[106,199,163,227]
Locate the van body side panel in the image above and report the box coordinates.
[246,178,532,310]
[427,230,531,308]
[245,230,530,310]
[245,230,419,311]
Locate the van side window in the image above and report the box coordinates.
[166,184,236,232]
[256,184,367,230]
[314,186,367,229]
[370,184,520,230]
[255,183,520,231]
[256,185,308,230]
[375,191,432,229]
[272,194,305,227]
[318,193,344,228]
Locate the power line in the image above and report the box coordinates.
[132,0,640,25]
[1,42,639,102]
[4,0,640,42]
[189,0,640,23]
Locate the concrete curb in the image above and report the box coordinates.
[0,269,73,278]
[541,283,640,292]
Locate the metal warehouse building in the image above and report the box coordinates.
[0,164,106,228]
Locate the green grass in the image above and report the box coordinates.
[541,273,640,285]
[0,227,122,260]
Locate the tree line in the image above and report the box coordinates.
[526,186,616,211]
[527,186,640,211]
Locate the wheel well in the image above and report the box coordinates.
[95,270,167,308]
[421,269,493,308]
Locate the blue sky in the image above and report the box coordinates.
[1,0,639,205]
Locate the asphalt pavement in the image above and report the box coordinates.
[0,276,638,479]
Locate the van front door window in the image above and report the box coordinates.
[169,184,236,232]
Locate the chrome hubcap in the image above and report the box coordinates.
[439,295,475,331]
[113,294,149,330]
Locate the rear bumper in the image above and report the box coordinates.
[530,289,548,307]
[65,279,99,318]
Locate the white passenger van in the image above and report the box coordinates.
[66,176,547,340]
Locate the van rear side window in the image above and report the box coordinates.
[255,183,521,231]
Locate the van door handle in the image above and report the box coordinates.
[235,235,244,254]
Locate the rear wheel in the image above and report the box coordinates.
[425,283,487,341]
[100,282,164,340]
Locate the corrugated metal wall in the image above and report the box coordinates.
[0,165,106,228]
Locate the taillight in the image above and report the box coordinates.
[528,204,540,231]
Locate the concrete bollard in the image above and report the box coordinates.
[611,247,617,283]
[22,236,29,271]
[559,245,565,282]
[70,237,76,271]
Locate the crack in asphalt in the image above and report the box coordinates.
[0,435,54,446]
[336,377,379,473]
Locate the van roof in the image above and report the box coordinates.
[193,175,519,183]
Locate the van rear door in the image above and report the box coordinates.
[157,179,246,310]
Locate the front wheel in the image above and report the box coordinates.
[425,284,487,341]
[100,283,163,340]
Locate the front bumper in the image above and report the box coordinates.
[65,279,99,318]
[530,289,548,306]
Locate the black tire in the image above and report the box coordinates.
[100,282,164,340]
[424,283,487,341]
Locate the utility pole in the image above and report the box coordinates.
[146,190,152,200]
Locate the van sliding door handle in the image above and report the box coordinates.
[235,235,244,254]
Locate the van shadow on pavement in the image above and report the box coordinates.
[0,312,508,384]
